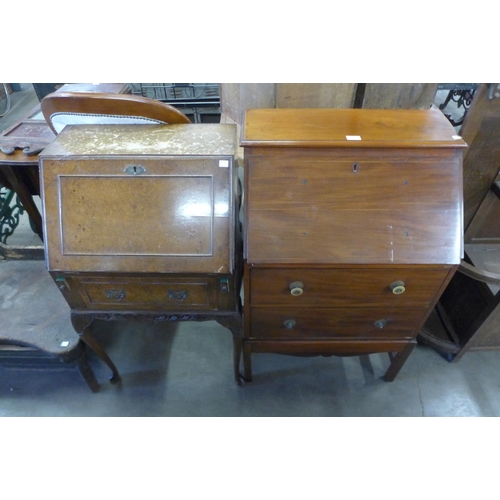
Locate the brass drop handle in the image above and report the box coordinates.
[168,290,189,302]
[390,281,406,295]
[289,281,304,296]
[105,289,126,301]
[284,319,296,330]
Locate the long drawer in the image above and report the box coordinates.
[74,276,220,310]
[249,267,451,307]
[248,306,428,339]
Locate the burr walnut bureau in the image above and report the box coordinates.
[39,123,243,384]
[240,107,466,382]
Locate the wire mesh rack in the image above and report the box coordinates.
[130,83,221,123]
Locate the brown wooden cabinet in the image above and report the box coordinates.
[240,107,466,382]
[40,123,243,384]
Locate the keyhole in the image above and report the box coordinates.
[353,163,359,173]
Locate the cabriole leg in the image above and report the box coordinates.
[76,348,100,392]
[214,314,244,385]
[71,313,121,384]
[232,335,245,385]
[242,342,252,382]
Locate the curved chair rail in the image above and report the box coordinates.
[41,91,191,134]
[458,260,500,286]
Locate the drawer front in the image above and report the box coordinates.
[76,277,218,310]
[249,307,427,340]
[42,156,234,274]
[250,267,450,307]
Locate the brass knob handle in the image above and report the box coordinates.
[374,319,387,329]
[289,281,304,296]
[284,319,296,330]
[390,281,406,295]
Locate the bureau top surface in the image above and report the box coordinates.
[40,123,237,157]
[241,107,467,149]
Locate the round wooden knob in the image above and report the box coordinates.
[289,281,304,296]
[284,319,297,330]
[390,281,406,295]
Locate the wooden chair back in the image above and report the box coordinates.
[41,91,191,134]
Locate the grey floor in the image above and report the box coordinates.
[1,84,499,417]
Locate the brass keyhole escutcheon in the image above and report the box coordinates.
[284,319,296,330]
[390,281,406,295]
[125,165,146,175]
[289,281,304,296]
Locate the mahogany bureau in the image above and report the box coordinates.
[240,107,466,382]
[39,123,243,384]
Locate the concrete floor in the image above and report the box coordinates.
[1,84,500,417]
[5,314,500,416]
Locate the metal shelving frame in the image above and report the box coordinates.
[130,83,221,123]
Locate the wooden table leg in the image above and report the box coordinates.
[383,341,417,382]
[2,165,43,241]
